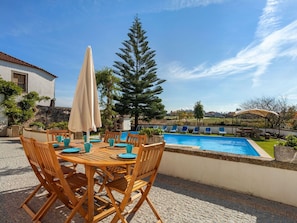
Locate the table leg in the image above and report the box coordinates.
[85,165,95,223]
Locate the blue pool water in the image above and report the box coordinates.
[121,132,260,157]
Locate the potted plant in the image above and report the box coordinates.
[139,127,164,144]
[274,135,297,163]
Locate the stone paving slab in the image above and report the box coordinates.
[1,137,297,222]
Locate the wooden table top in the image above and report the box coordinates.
[56,140,138,167]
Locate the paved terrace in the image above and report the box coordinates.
[1,137,297,223]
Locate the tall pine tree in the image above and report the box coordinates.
[113,16,166,129]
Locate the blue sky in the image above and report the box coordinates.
[1,0,297,113]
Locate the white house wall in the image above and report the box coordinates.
[0,60,55,106]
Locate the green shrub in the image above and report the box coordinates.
[29,121,45,128]
[139,127,163,137]
[278,135,297,150]
[47,121,68,130]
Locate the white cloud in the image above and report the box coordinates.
[256,0,281,39]
[165,1,297,87]
[166,0,224,10]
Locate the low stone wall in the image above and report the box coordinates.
[22,128,83,141]
[159,145,297,207]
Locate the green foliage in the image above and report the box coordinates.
[0,77,22,100]
[277,135,297,150]
[47,121,68,130]
[139,127,163,137]
[0,78,49,125]
[194,101,204,122]
[29,121,45,128]
[95,67,119,130]
[113,16,166,128]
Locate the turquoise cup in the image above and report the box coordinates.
[56,135,63,143]
[83,135,87,142]
[63,138,70,147]
[84,142,92,153]
[108,138,115,146]
[126,144,133,153]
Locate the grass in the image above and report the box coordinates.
[253,138,279,158]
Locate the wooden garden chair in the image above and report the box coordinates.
[105,141,165,223]
[103,130,122,143]
[19,136,59,222]
[126,133,147,147]
[33,140,90,223]
[46,129,77,170]
[97,131,144,193]
[46,129,71,142]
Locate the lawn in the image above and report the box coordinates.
[253,138,279,158]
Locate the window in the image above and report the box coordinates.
[12,73,27,92]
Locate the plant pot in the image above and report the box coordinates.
[7,125,20,137]
[147,135,164,144]
[274,145,297,163]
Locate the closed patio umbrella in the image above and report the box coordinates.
[68,46,101,142]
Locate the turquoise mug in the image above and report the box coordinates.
[56,135,63,143]
[126,144,133,153]
[63,138,70,147]
[108,138,115,146]
[84,142,92,153]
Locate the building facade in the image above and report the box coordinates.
[0,51,57,106]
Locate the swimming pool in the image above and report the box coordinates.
[121,132,260,157]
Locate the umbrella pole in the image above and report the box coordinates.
[87,130,90,143]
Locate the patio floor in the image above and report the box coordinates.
[1,137,297,222]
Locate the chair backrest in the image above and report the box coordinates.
[194,127,199,131]
[219,127,225,131]
[103,130,121,143]
[182,126,188,131]
[206,127,211,131]
[33,140,77,204]
[46,129,71,142]
[126,133,147,147]
[132,141,165,182]
[172,125,177,130]
[20,135,52,192]
[20,135,39,168]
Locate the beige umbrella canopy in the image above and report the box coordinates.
[68,46,101,142]
[234,108,278,133]
[234,109,278,117]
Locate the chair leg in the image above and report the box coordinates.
[65,191,88,223]
[130,187,162,222]
[32,193,57,222]
[21,183,57,222]
[105,188,127,223]
[20,184,42,210]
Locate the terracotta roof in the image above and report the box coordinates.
[0,51,57,78]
